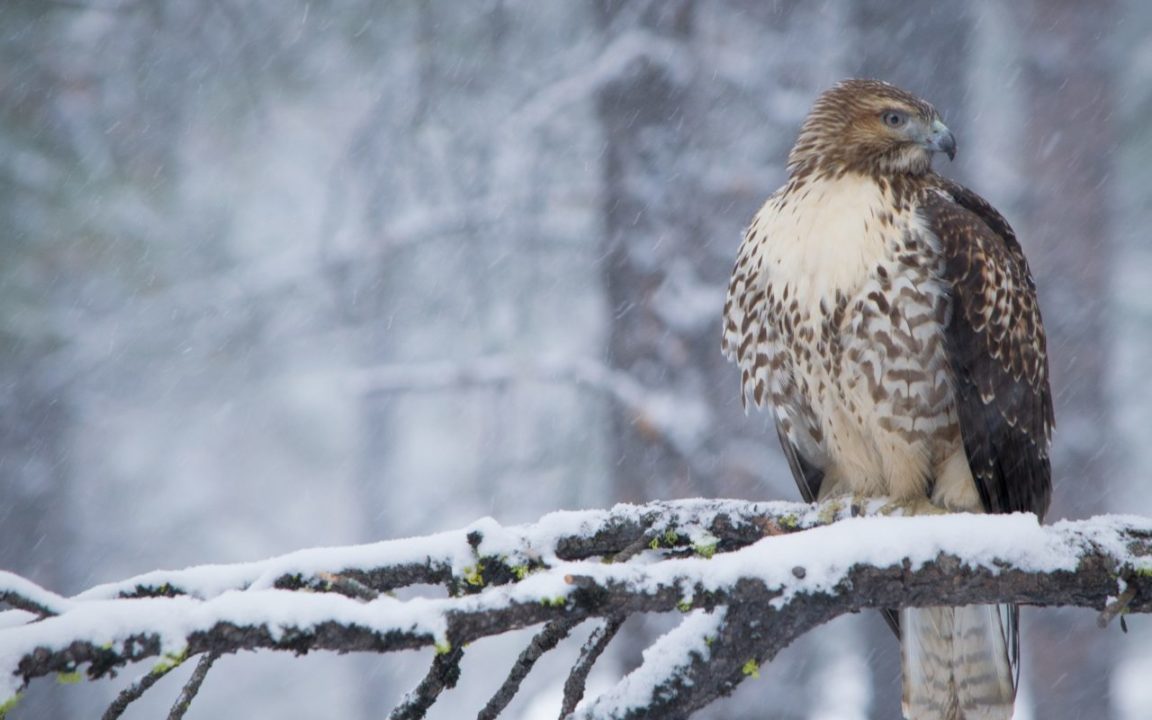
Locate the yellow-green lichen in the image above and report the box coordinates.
[462,563,485,587]
[779,514,799,530]
[693,542,717,559]
[540,595,567,608]
[511,564,531,581]
[648,529,681,550]
[434,641,453,656]
[0,692,23,718]
[677,600,693,613]
[741,658,760,679]
[56,672,83,685]
[151,649,188,675]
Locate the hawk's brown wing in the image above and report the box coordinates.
[922,180,1054,519]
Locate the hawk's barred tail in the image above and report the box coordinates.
[901,606,1015,720]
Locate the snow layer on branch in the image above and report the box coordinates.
[73,519,505,601]
[577,609,724,717]
[72,499,817,601]
[2,502,1148,708]
[0,571,74,615]
[561,511,1146,610]
[0,589,452,700]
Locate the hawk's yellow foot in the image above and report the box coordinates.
[877,496,950,517]
[816,493,874,524]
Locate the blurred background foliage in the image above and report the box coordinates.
[2,1,1150,718]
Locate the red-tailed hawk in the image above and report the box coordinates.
[722,79,1053,720]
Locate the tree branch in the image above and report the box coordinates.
[560,615,625,718]
[479,617,583,720]
[1,503,1148,718]
[81,499,816,602]
[102,656,184,720]
[167,652,219,720]
[389,647,465,720]
[0,571,70,618]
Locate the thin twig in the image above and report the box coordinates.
[478,617,583,720]
[1098,583,1139,628]
[559,615,625,718]
[316,572,380,601]
[389,647,465,720]
[0,591,59,619]
[610,530,657,564]
[0,571,69,618]
[102,659,184,720]
[167,651,220,720]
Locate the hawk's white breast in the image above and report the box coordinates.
[748,173,892,307]
[724,172,976,507]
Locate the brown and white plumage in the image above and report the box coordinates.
[721,79,1052,719]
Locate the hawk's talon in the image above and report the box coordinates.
[877,497,949,517]
[816,493,874,523]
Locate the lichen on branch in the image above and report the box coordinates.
[0,500,1148,719]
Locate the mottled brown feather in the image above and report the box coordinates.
[921,180,1054,519]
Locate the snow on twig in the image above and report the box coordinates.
[388,646,464,720]
[0,571,72,619]
[560,615,626,718]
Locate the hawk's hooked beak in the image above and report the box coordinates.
[925,119,957,161]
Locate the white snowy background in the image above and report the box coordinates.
[1,1,1149,718]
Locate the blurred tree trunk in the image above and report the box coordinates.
[346,4,613,716]
[1013,1,1117,718]
[345,9,431,720]
[0,6,74,718]
[596,0,703,506]
[594,0,704,693]
[849,4,975,717]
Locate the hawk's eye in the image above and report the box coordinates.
[882,111,907,128]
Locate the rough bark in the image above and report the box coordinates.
[3,502,1148,720]
[596,0,701,505]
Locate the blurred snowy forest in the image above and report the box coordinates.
[2,1,1151,718]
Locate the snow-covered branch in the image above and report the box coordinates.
[1,500,1149,718]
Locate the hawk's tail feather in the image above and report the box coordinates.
[901,605,1015,720]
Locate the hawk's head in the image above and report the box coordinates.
[787,79,955,178]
